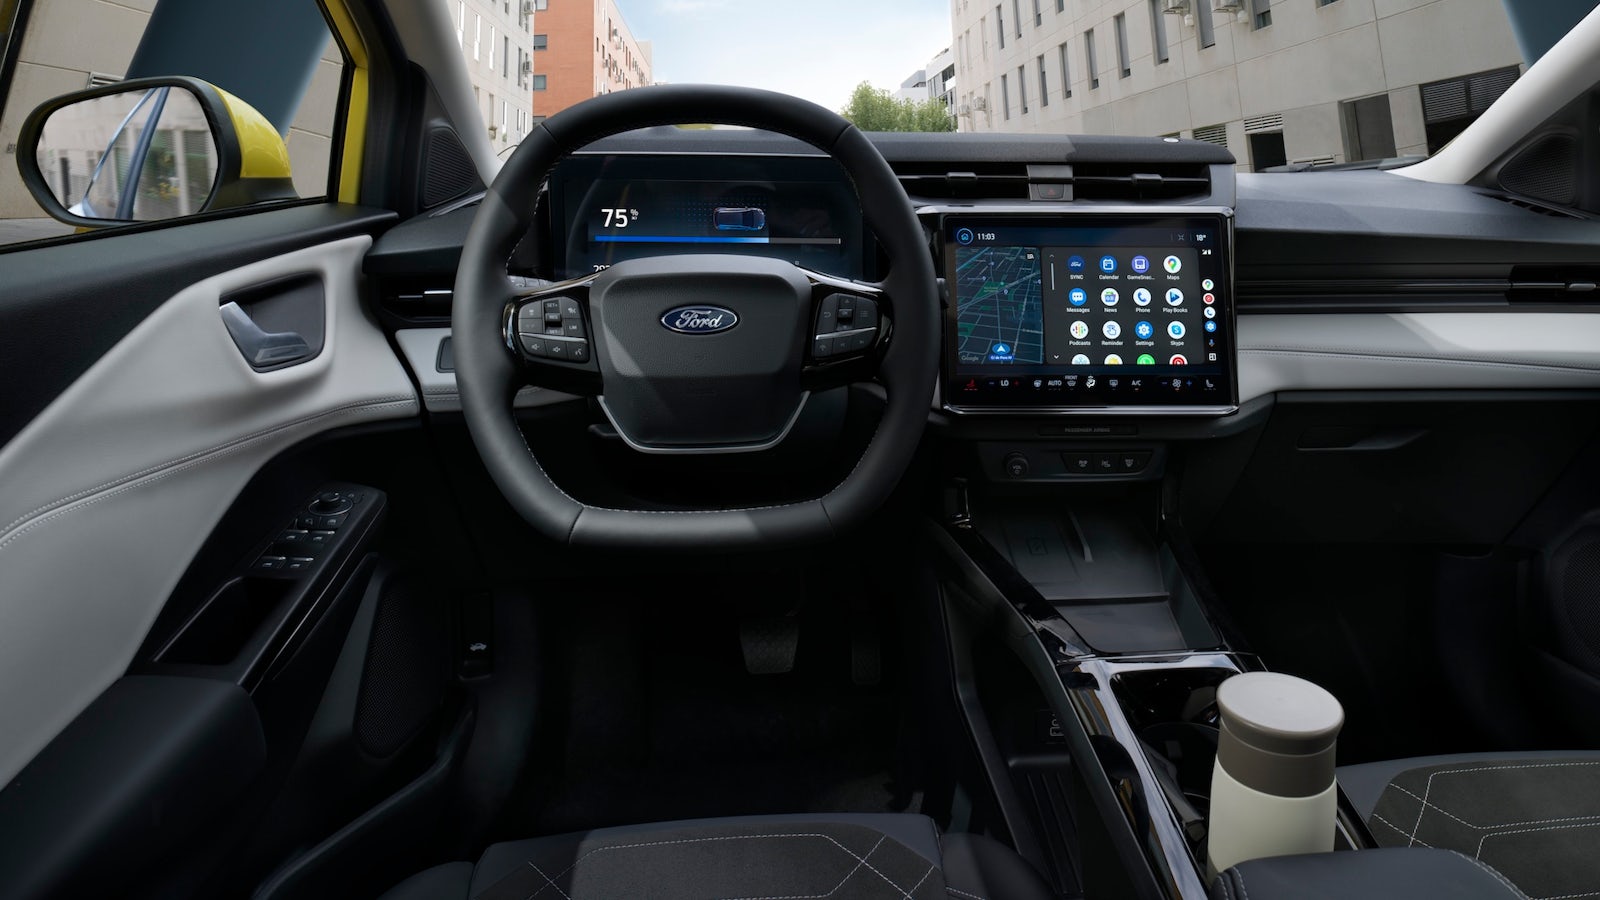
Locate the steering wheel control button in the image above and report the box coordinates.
[855,300,879,329]
[545,340,569,360]
[520,335,547,357]
[568,341,590,363]
[812,335,836,358]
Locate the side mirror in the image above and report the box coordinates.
[16,76,298,227]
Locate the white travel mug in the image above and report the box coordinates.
[1206,672,1344,878]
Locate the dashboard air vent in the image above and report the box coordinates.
[893,161,1211,202]
[895,161,1031,199]
[1069,163,1212,201]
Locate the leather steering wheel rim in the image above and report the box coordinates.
[453,84,939,549]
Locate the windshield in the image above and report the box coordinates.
[461,0,1545,172]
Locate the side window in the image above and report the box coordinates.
[0,0,346,249]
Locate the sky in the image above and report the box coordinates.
[616,0,954,111]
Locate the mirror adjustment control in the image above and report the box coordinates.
[308,491,353,516]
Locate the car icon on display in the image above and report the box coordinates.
[714,207,767,231]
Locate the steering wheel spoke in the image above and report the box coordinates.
[801,271,888,390]
[506,278,604,394]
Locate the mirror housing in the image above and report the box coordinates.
[16,75,298,228]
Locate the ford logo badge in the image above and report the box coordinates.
[661,306,739,334]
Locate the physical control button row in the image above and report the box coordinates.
[813,293,880,359]
[517,297,587,341]
[518,333,591,363]
[1062,450,1152,474]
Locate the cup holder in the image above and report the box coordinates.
[1111,666,1236,849]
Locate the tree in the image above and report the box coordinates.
[839,82,955,133]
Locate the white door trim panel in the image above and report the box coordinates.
[0,235,418,787]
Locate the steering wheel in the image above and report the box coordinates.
[453,85,938,549]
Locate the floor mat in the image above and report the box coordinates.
[513,572,909,836]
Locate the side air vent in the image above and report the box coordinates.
[1498,132,1578,207]
[895,161,1031,199]
[420,127,480,209]
[1486,192,1586,220]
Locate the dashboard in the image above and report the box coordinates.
[544,148,1239,416]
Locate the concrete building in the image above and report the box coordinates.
[532,0,652,119]
[950,0,1523,169]
[927,47,958,114]
[897,69,930,104]
[450,0,539,149]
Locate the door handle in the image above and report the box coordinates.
[220,301,312,370]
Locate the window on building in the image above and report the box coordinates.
[1018,65,1028,112]
[1038,55,1049,106]
[1013,0,1021,36]
[488,26,495,69]
[1342,94,1398,161]
[1057,0,1064,10]
[1318,0,1340,4]
[1001,73,1010,119]
[535,0,547,8]
[1149,0,1170,64]
[533,33,548,50]
[1419,66,1520,153]
[1085,30,1099,89]
[503,36,510,77]
[1033,0,1042,26]
[456,1,465,47]
[533,74,548,90]
[1253,0,1272,29]
[1197,1,1216,48]
[1114,14,1131,78]
[474,15,481,60]
[996,6,1005,49]
[1249,132,1287,171]
[1058,42,1072,98]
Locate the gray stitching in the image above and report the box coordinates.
[523,860,573,900]
[532,832,923,899]
[1234,869,1251,900]
[0,394,416,538]
[1390,783,1600,831]
[1450,852,1527,899]
[903,864,936,897]
[719,834,887,900]
[0,398,417,555]
[1476,820,1600,860]
[944,889,985,900]
[1370,813,1434,848]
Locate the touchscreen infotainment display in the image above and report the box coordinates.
[942,213,1236,411]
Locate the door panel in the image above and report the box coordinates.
[0,232,417,787]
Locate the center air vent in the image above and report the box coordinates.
[894,160,1211,202]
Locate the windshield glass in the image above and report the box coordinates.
[459,0,1544,172]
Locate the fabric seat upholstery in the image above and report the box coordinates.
[1337,750,1600,900]
[380,813,1052,900]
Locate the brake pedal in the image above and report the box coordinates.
[739,615,799,675]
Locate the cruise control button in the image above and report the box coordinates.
[812,336,836,358]
[543,299,560,315]
[559,298,581,318]
[568,341,590,362]
[563,316,586,337]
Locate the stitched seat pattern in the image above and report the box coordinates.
[1366,758,1600,900]
[474,822,950,900]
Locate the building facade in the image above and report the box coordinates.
[450,0,539,149]
[532,0,652,119]
[951,0,1523,169]
[899,48,959,111]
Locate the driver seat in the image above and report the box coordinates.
[379,813,1053,900]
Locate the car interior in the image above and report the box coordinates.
[2,1,1600,898]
